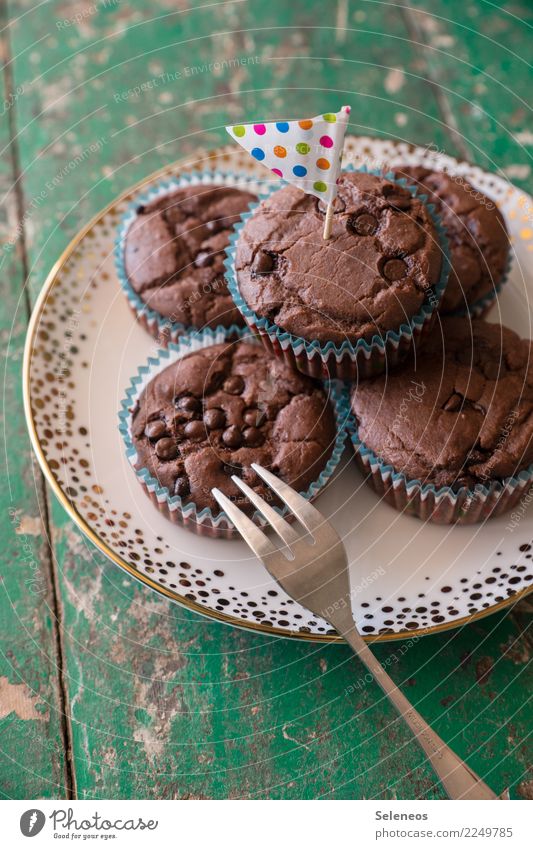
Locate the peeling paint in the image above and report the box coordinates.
[475,656,494,686]
[0,676,46,721]
[15,515,43,536]
[384,68,405,94]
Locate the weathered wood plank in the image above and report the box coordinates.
[0,4,66,798]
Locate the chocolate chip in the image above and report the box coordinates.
[252,250,275,275]
[155,437,178,460]
[222,425,242,447]
[194,251,213,268]
[174,476,190,497]
[136,205,146,215]
[483,361,500,380]
[184,420,205,441]
[243,426,264,447]
[206,219,222,233]
[175,395,201,413]
[224,375,244,395]
[383,258,407,281]
[144,420,167,440]
[348,213,378,236]
[204,408,226,430]
[243,407,266,427]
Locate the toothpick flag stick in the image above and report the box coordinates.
[226,106,351,241]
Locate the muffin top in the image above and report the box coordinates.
[394,166,509,313]
[131,340,337,514]
[124,183,255,328]
[351,318,533,490]
[234,171,443,345]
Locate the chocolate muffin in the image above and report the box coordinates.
[131,340,338,516]
[351,318,533,491]
[234,171,444,346]
[394,166,509,313]
[123,183,256,330]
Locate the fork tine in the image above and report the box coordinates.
[212,488,278,559]
[251,464,324,533]
[230,475,300,547]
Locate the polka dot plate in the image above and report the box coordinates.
[23,138,533,642]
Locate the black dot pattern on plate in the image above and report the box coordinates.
[26,142,533,638]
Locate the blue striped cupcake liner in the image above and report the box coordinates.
[348,416,533,525]
[224,165,451,380]
[114,170,277,346]
[118,326,350,538]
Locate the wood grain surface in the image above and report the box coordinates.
[0,0,531,800]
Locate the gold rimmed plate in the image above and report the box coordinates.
[23,139,533,642]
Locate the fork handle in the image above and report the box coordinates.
[336,620,499,800]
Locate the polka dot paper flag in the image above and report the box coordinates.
[226,106,351,207]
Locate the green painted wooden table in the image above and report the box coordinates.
[1,0,532,800]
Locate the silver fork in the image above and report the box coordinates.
[213,463,500,801]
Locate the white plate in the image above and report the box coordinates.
[24,138,533,642]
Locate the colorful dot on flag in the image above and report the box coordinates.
[272,168,283,177]
[276,122,289,133]
[313,181,327,192]
[296,142,311,155]
[293,165,307,177]
[298,119,313,130]
[316,158,330,170]
[274,145,287,158]
[323,113,337,123]
[253,124,266,135]
[320,135,334,148]
[251,147,265,161]
[233,125,245,137]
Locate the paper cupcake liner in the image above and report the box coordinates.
[114,170,276,346]
[451,249,513,320]
[118,326,350,539]
[349,421,533,525]
[224,165,451,380]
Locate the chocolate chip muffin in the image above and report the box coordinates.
[123,182,256,332]
[234,171,444,346]
[393,166,509,313]
[131,339,338,518]
[351,318,533,492]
